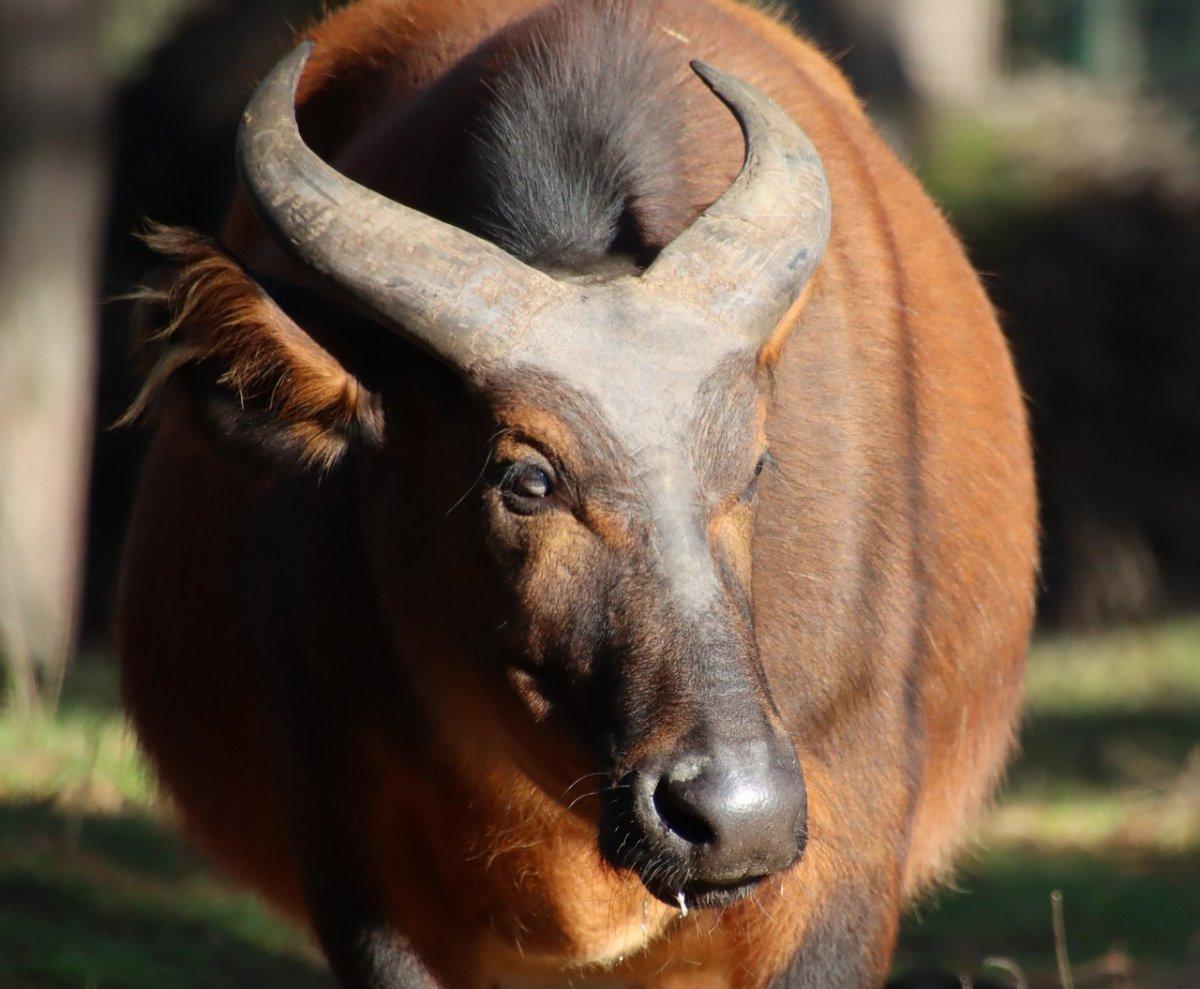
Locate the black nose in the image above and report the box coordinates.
[613,733,806,905]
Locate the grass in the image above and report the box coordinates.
[896,619,1200,987]
[3,623,1199,988]
[0,662,327,989]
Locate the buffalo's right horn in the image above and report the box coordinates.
[236,42,567,376]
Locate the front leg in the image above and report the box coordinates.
[304,872,437,989]
[280,702,438,987]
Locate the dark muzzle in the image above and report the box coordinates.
[602,719,806,910]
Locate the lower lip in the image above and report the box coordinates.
[642,874,767,911]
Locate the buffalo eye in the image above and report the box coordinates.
[501,460,557,514]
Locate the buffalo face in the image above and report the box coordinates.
[475,289,807,906]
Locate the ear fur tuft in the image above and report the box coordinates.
[122,224,383,472]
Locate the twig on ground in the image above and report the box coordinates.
[1052,889,1075,989]
[982,955,1028,989]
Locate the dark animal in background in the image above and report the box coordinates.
[118,0,1037,985]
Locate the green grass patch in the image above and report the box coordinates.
[898,618,1200,985]
[0,664,326,988]
[0,664,152,812]
[1026,619,1200,714]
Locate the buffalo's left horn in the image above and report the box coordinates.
[642,61,831,346]
[236,42,566,376]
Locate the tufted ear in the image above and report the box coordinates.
[122,225,384,472]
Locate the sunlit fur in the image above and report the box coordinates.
[119,1,1037,986]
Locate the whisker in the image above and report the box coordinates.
[558,770,610,801]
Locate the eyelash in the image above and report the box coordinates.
[744,451,774,500]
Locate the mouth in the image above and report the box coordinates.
[597,766,803,916]
[599,821,775,913]
[639,870,769,912]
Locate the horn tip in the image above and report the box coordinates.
[689,60,756,111]
[244,40,315,116]
[287,39,316,79]
[689,59,724,90]
[269,40,316,95]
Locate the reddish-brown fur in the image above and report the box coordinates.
[119,1,1037,985]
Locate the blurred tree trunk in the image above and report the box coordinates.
[0,0,108,715]
[892,0,1002,107]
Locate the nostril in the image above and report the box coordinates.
[652,778,716,846]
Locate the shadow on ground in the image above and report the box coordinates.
[0,800,329,989]
[894,702,1200,987]
[1018,710,1200,791]
[896,844,1200,985]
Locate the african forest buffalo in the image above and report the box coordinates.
[118,0,1037,986]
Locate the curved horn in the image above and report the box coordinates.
[643,62,831,345]
[236,43,565,375]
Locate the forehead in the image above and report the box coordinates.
[487,279,762,460]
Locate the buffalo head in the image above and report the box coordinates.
[237,43,830,909]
